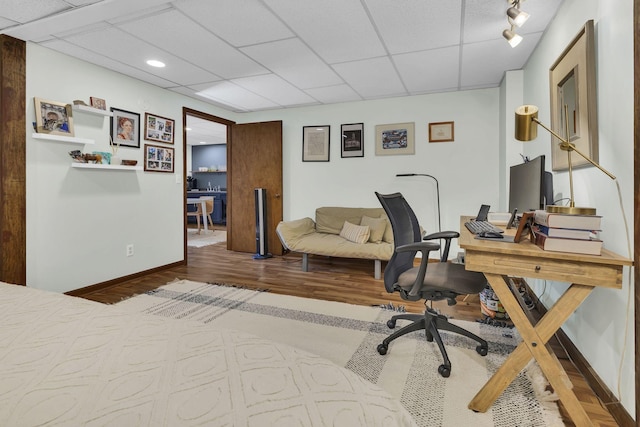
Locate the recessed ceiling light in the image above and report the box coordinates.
[146,59,165,68]
[199,141,207,144]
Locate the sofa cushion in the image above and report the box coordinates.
[339,221,370,244]
[360,215,387,243]
[315,207,391,236]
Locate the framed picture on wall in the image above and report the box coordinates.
[428,121,454,142]
[144,144,174,173]
[374,122,415,156]
[302,125,330,162]
[34,98,74,136]
[144,112,175,144]
[341,123,364,158]
[110,108,140,148]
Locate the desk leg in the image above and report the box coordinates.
[468,273,594,427]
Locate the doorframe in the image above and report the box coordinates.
[182,107,235,260]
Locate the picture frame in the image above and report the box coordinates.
[34,98,74,136]
[144,112,175,144]
[90,97,106,110]
[375,122,415,156]
[110,108,140,148]
[428,121,454,142]
[144,144,174,173]
[549,20,598,171]
[514,211,535,243]
[341,123,364,158]
[302,125,330,162]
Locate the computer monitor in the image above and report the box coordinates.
[508,155,549,213]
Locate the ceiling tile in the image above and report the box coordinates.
[117,10,267,79]
[63,26,220,86]
[241,38,343,89]
[190,81,280,112]
[304,84,362,105]
[365,0,463,54]
[174,0,293,47]
[264,0,386,64]
[460,33,542,89]
[231,74,319,107]
[333,57,407,99]
[393,46,460,94]
[0,0,71,23]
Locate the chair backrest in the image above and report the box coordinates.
[375,192,423,293]
[205,199,213,214]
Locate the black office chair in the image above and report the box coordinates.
[375,192,488,377]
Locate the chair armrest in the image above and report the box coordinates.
[397,241,441,297]
[423,230,460,262]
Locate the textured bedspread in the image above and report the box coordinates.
[0,283,416,426]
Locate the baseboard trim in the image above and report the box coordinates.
[523,280,634,427]
[65,260,185,297]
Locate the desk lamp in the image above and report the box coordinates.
[514,104,616,215]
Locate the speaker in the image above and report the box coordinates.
[253,188,272,259]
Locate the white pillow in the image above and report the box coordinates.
[339,221,370,244]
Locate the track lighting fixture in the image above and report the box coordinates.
[503,0,528,47]
[503,27,523,48]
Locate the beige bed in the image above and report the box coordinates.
[0,282,415,426]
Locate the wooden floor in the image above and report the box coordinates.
[76,228,618,426]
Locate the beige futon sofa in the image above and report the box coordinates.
[276,207,394,279]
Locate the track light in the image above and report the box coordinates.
[507,5,529,27]
[503,27,523,48]
[503,0,528,47]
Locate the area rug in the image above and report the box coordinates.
[187,229,226,247]
[116,280,563,427]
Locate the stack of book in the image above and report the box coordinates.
[531,210,603,255]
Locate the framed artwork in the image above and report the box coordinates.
[110,108,140,148]
[90,97,106,110]
[144,144,174,173]
[549,20,598,171]
[341,123,364,158]
[34,98,74,136]
[375,122,415,156]
[429,121,454,142]
[302,125,330,162]
[144,112,175,144]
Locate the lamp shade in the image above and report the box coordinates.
[502,29,523,47]
[507,6,530,27]
[515,105,538,141]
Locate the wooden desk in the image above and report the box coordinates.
[459,216,632,426]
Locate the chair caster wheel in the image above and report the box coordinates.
[377,344,388,355]
[438,365,451,378]
[476,345,488,356]
[386,319,396,329]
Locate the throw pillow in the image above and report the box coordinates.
[339,221,370,244]
[360,215,387,243]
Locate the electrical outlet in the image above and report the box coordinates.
[126,244,134,257]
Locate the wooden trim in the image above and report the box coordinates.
[635,0,640,423]
[0,35,26,285]
[65,260,185,297]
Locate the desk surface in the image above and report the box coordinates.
[459,216,632,289]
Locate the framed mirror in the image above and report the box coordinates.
[549,20,598,171]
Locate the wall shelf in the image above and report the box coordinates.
[32,132,94,145]
[71,163,142,171]
[72,104,113,116]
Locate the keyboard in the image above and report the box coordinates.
[464,220,504,235]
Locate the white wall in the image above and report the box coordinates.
[241,89,500,253]
[519,0,635,414]
[26,43,238,293]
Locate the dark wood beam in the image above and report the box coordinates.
[0,35,26,285]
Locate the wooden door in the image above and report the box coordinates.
[228,121,283,255]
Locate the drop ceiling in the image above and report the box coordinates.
[1,0,563,113]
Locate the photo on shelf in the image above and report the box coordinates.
[34,97,74,136]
